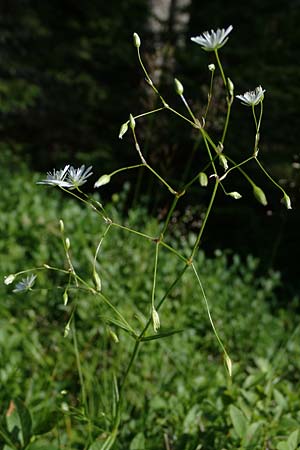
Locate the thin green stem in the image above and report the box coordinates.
[214,49,227,91]
[191,263,231,366]
[221,100,232,144]
[161,196,179,236]
[191,179,219,258]
[180,94,197,122]
[255,157,287,195]
[151,242,160,315]
[204,69,215,119]
[146,164,178,195]
[111,222,154,241]
[160,241,188,263]
[109,164,145,178]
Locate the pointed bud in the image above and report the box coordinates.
[63,291,68,306]
[133,32,141,48]
[152,307,160,333]
[227,77,234,97]
[65,237,70,250]
[208,63,215,72]
[94,174,111,188]
[219,154,228,171]
[216,142,224,154]
[118,121,129,139]
[64,321,71,338]
[199,172,208,187]
[4,274,16,285]
[253,185,267,206]
[228,191,242,200]
[282,193,292,210]
[108,327,119,344]
[93,271,102,292]
[174,78,184,96]
[225,354,232,377]
[59,219,64,233]
[129,114,136,130]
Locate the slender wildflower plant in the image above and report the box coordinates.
[5,27,292,449]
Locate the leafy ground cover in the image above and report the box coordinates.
[1,164,300,449]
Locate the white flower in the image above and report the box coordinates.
[4,274,16,285]
[37,165,70,187]
[13,274,36,293]
[66,165,93,190]
[236,86,266,106]
[191,25,233,51]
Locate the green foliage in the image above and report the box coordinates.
[1,164,300,449]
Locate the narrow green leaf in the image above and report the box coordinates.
[229,405,248,439]
[140,328,184,341]
[0,425,18,449]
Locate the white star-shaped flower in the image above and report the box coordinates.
[191,25,233,51]
[236,86,266,106]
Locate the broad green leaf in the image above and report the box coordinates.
[274,389,287,410]
[130,432,145,450]
[243,421,263,446]
[229,405,248,439]
[32,410,59,436]
[277,442,290,450]
[14,398,32,447]
[287,430,299,450]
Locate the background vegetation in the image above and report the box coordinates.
[1,1,300,448]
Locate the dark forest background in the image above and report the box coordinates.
[1,0,299,289]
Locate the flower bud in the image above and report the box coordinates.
[174,78,184,96]
[253,185,267,206]
[225,354,232,377]
[129,114,136,130]
[282,193,292,210]
[94,174,111,188]
[63,291,68,306]
[118,121,129,139]
[199,172,208,187]
[227,77,234,97]
[93,270,102,292]
[152,307,160,333]
[4,274,16,285]
[228,191,242,200]
[65,237,70,250]
[59,219,64,233]
[108,327,119,343]
[219,154,228,171]
[133,32,141,48]
[208,63,215,72]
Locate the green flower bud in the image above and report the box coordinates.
[63,291,68,306]
[93,270,102,292]
[133,32,141,48]
[199,172,208,187]
[59,219,64,233]
[228,191,242,200]
[282,193,292,210]
[118,121,129,139]
[174,78,184,96]
[94,174,111,188]
[108,327,119,344]
[227,77,234,97]
[219,154,228,171]
[253,185,267,206]
[65,237,70,250]
[152,307,160,333]
[129,114,136,130]
[4,274,16,285]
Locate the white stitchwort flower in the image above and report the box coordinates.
[236,86,266,106]
[191,25,233,51]
[66,165,93,189]
[37,165,70,187]
[13,274,36,293]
